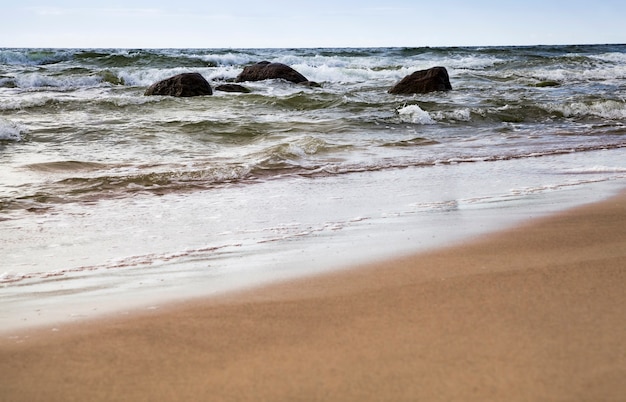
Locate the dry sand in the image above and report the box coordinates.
[1,192,625,402]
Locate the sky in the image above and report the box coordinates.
[1,0,625,48]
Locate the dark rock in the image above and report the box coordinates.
[214,83,251,93]
[388,66,452,95]
[534,80,560,87]
[145,72,212,97]
[235,61,308,84]
[298,81,322,88]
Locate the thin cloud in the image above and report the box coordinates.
[26,7,67,16]
[26,6,165,18]
[361,6,414,13]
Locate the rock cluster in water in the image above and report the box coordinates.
[144,63,450,97]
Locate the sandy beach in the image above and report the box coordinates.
[1,190,625,401]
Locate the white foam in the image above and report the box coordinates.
[431,108,472,122]
[589,52,626,64]
[551,99,626,120]
[563,165,626,174]
[14,73,102,89]
[0,118,26,141]
[117,67,217,87]
[440,55,502,70]
[270,52,450,84]
[201,52,256,66]
[0,94,54,111]
[397,104,436,124]
[0,271,26,283]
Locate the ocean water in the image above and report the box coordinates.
[1,45,626,331]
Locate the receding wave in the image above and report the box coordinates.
[383,137,439,147]
[3,141,623,215]
[24,161,108,172]
[0,242,242,285]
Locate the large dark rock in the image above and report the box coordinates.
[235,61,309,84]
[145,72,213,97]
[389,66,452,95]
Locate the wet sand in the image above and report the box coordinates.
[1,191,625,401]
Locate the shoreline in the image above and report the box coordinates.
[3,156,625,334]
[1,189,625,401]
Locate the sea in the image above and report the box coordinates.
[1,45,626,332]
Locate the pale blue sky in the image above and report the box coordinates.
[2,0,624,48]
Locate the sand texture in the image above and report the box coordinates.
[1,192,625,402]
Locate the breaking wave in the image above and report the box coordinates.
[0,118,26,141]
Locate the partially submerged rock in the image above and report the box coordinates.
[145,72,213,97]
[298,80,322,88]
[389,66,452,95]
[534,80,560,87]
[214,83,251,93]
[235,61,309,84]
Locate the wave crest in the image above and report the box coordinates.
[0,119,27,141]
[397,104,437,124]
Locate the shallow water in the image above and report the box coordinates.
[1,45,625,331]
